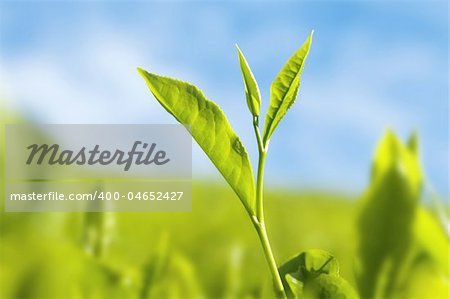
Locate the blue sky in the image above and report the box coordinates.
[0,1,448,196]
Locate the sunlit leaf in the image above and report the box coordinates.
[263,31,313,144]
[286,274,304,297]
[399,206,450,298]
[356,130,423,298]
[302,274,359,299]
[138,68,256,214]
[236,45,261,117]
[407,130,419,156]
[279,249,357,299]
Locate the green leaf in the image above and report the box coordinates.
[413,207,450,277]
[279,249,358,299]
[356,130,423,299]
[236,45,261,117]
[285,274,304,297]
[302,275,359,299]
[370,130,422,191]
[357,131,449,298]
[407,131,419,156]
[263,31,313,144]
[279,250,339,288]
[138,68,256,214]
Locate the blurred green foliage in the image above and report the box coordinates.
[0,110,448,298]
[0,184,357,298]
[279,249,358,299]
[355,130,449,299]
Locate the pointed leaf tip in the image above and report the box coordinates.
[263,32,313,144]
[236,45,261,117]
[137,67,146,76]
[138,68,256,214]
[407,130,419,155]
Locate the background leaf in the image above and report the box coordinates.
[279,249,358,299]
[302,275,359,299]
[138,68,256,214]
[263,31,313,144]
[356,130,421,298]
[236,45,261,117]
[355,130,449,299]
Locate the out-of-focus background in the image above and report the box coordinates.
[0,1,448,298]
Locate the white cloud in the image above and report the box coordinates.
[1,2,446,195]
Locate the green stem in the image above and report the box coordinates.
[253,116,265,221]
[256,150,267,221]
[252,218,287,299]
[252,117,287,299]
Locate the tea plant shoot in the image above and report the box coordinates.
[138,31,358,299]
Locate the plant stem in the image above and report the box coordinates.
[252,218,287,299]
[256,150,267,221]
[253,116,265,221]
[252,117,286,299]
